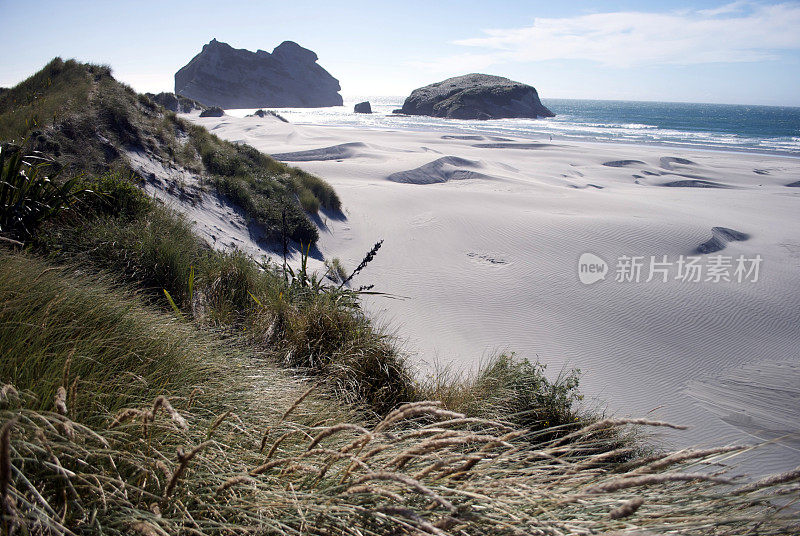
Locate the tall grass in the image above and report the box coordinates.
[1,180,798,533]
[34,175,415,413]
[2,75,798,531]
[423,354,585,433]
[0,58,93,142]
[1,362,797,534]
[0,252,219,420]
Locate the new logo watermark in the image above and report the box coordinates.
[578,253,762,285]
[578,253,608,285]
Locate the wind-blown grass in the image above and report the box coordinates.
[0,58,92,143]
[1,351,797,535]
[2,70,799,532]
[0,252,219,421]
[1,185,798,533]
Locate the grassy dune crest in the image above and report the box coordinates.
[0,58,340,245]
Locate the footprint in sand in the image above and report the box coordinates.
[467,252,509,266]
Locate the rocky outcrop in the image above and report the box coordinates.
[145,92,206,113]
[199,106,224,117]
[354,101,372,114]
[175,39,343,109]
[247,109,289,122]
[396,74,554,120]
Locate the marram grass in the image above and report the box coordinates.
[1,252,799,534]
[1,380,798,535]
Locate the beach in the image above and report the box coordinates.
[186,111,800,474]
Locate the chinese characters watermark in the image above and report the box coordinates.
[578,253,762,285]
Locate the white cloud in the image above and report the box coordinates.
[697,1,749,16]
[414,2,800,72]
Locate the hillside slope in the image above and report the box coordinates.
[0,58,339,247]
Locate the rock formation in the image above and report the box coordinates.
[396,74,554,120]
[175,39,343,108]
[145,92,206,113]
[247,109,289,122]
[199,106,224,117]
[354,101,372,114]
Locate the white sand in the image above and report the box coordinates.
[184,112,800,473]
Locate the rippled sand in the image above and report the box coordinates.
[187,112,800,474]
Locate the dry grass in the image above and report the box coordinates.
[1,383,798,535]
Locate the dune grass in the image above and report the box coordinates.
[0,58,92,143]
[1,288,797,535]
[0,177,798,533]
[0,252,220,421]
[0,58,341,245]
[30,172,411,414]
[325,257,349,283]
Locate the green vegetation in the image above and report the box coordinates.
[0,143,89,240]
[32,171,410,413]
[1,252,796,533]
[426,355,584,432]
[0,58,92,142]
[1,65,798,533]
[0,58,340,245]
[325,257,349,283]
[0,253,219,420]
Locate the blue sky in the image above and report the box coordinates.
[1,0,799,105]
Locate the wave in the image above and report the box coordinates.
[226,99,800,157]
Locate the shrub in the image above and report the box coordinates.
[298,187,321,213]
[78,173,150,219]
[423,353,584,435]
[0,143,88,240]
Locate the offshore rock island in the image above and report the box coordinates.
[396,73,555,120]
[174,38,343,108]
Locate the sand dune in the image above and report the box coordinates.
[660,156,699,169]
[272,142,367,161]
[659,179,731,188]
[185,112,800,475]
[441,135,485,141]
[687,361,800,449]
[696,227,751,254]
[387,156,493,184]
[471,142,552,149]
[603,159,646,167]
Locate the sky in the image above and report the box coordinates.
[1,0,799,105]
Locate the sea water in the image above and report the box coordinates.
[227,96,800,157]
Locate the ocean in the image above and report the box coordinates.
[227,96,800,157]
